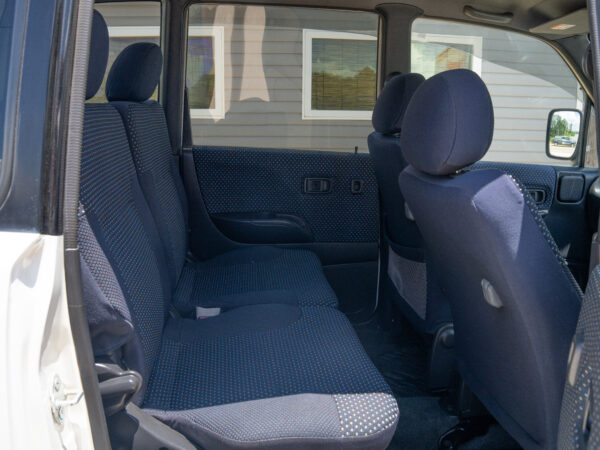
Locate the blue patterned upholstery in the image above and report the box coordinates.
[143,305,398,448]
[174,246,338,313]
[114,100,188,285]
[108,43,338,309]
[558,265,600,449]
[399,69,581,449]
[80,103,171,400]
[193,145,379,243]
[368,72,451,337]
[472,161,556,211]
[79,26,397,447]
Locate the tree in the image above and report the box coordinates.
[550,114,569,138]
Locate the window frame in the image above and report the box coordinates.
[187,25,225,120]
[410,31,483,76]
[302,29,377,121]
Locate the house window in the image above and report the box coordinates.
[411,33,482,79]
[86,25,161,103]
[302,30,377,120]
[187,26,225,119]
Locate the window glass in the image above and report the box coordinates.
[0,0,16,168]
[88,2,161,103]
[412,19,585,166]
[187,4,379,152]
[585,107,598,168]
[306,31,377,118]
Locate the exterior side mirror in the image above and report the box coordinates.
[546,109,582,160]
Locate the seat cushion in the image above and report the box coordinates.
[143,304,398,449]
[173,246,339,311]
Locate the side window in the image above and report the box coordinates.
[0,0,16,169]
[585,108,598,168]
[88,2,161,103]
[187,5,379,152]
[302,30,377,120]
[411,19,585,167]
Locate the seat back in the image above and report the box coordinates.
[79,11,171,402]
[106,43,188,287]
[368,73,451,335]
[398,69,582,449]
[368,73,424,246]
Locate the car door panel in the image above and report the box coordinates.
[191,145,379,244]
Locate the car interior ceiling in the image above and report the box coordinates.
[77,0,598,449]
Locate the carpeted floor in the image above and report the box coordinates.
[353,316,521,450]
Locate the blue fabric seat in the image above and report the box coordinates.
[398,69,582,449]
[104,42,337,310]
[79,11,397,448]
[368,72,451,337]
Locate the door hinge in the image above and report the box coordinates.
[50,375,83,426]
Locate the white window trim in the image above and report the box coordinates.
[411,32,483,76]
[302,29,377,121]
[107,26,160,38]
[188,26,225,120]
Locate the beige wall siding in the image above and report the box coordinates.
[96,4,584,165]
[190,6,378,153]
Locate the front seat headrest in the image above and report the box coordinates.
[106,42,163,102]
[400,69,494,176]
[86,10,109,100]
[372,73,425,135]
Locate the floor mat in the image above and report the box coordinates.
[353,316,520,450]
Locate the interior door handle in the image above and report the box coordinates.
[304,178,332,193]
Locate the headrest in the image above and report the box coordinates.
[400,69,494,175]
[372,73,425,134]
[86,10,109,100]
[106,42,162,102]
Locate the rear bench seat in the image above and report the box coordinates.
[79,11,398,449]
[102,40,338,313]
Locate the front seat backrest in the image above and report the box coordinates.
[368,72,424,246]
[368,73,451,340]
[398,69,582,450]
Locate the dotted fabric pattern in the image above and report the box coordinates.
[122,101,188,283]
[78,205,131,323]
[143,306,398,443]
[508,174,583,297]
[558,265,600,449]
[80,103,167,385]
[174,247,338,310]
[193,146,379,243]
[472,161,556,211]
[147,394,342,442]
[335,393,398,438]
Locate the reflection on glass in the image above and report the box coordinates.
[311,39,376,111]
[411,42,473,79]
[187,36,215,109]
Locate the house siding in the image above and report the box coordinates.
[97,4,584,166]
